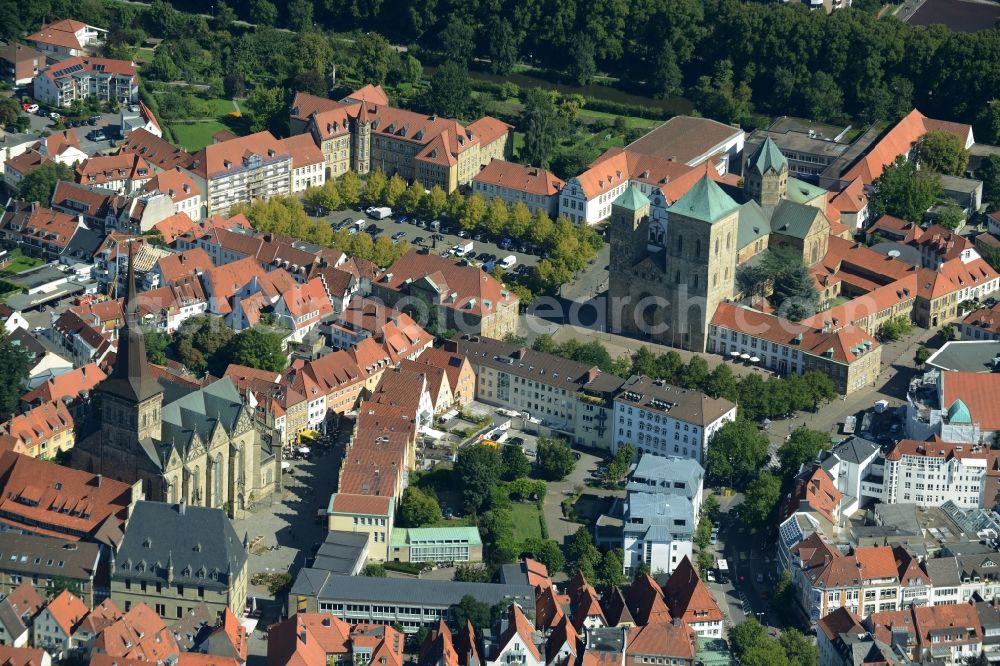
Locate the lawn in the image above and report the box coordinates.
[2,249,44,275]
[510,502,543,542]
[169,120,231,152]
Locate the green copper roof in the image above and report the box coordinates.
[667,174,740,223]
[613,184,650,211]
[390,526,483,547]
[947,398,972,424]
[769,200,823,240]
[785,177,827,205]
[749,137,787,176]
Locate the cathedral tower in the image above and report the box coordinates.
[744,137,788,210]
[95,242,164,449]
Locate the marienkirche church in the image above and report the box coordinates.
[72,248,280,516]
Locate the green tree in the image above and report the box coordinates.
[438,14,476,68]
[520,537,565,573]
[603,444,635,485]
[976,154,1000,210]
[426,61,471,119]
[537,437,576,481]
[18,162,74,205]
[936,201,966,230]
[249,0,278,25]
[915,345,932,367]
[146,47,181,81]
[224,328,287,374]
[398,181,425,216]
[778,428,830,482]
[567,32,597,86]
[422,186,448,219]
[46,577,83,599]
[144,329,170,364]
[285,0,315,31]
[363,169,388,205]
[454,563,491,582]
[402,55,423,85]
[596,548,625,589]
[399,486,442,526]
[705,419,769,490]
[737,472,781,527]
[488,18,519,75]
[362,563,386,577]
[869,156,942,223]
[916,130,970,176]
[245,85,286,135]
[501,445,531,481]
[564,526,601,580]
[876,315,913,342]
[651,42,683,99]
[338,171,362,207]
[520,88,565,168]
[355,32,393,85]
[460,194,488,231]
[454,444,501,514]
[384,174,407,208]
[778,629,818,666]
[453,595,491,632]
[485,197,510,237]
[0,334,32,421]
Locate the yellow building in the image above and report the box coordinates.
[327,494,394,562]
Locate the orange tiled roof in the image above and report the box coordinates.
[93,603,179,662]
[44,590,88,635]
[868,215,924,243]
[119,129,196,172]
[0,400,73,453]
[661,556,725,625]
[280,277,333,323]
[473,159,564,197]
[329,493,392,516]
[624,575,672,626]
[291,91,345,123]
[20,363,105,405]
[625,621,695,662]
[961,301,1000,336]
[154,248,214,285]
[26,19,89,50]
[279,133,324,169]
[76,153,152,187]
[194,131,289,180]
[4,150,49,177]
[498,605,541,661]
[142,167,201,203]
[781,466,842,524]
[941,371,1000,431]
[466,116,513,146]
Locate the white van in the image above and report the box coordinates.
[500,255,517,269]
[370,207,392,219]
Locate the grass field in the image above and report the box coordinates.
[2,249,44,274]
[169,120,230,152]
[510,502,543,542]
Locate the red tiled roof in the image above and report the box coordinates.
[466,116,513,147]
[154,248,214,285]
[0,451,134,542]
[624,575,672,626]
[119,129,195,171]
[868,215,924,243]
[827,176,868,215]
[291,92,344,123]
[26,19,89,50]
[279,133,324,169]
[498,604,541,661]
[941,371,1000,431]
[0,400,73,452]
[885,438,993,463]
[39,130,81,158]
[0,645,48,666]
[194,131,289,180]
[817,607,864,642]
[44,590,87,635]
[961,301,1000,336]
[4,150,49,177]
[844,109,973,184]
[143,167,201,203]
[329,493,391,516]
[76,153,152,187]
[473,159,564,197]
[176,655,241,666]
[625,621,695,662]
[20,363,106,405]
[280,277,333,323]
[15,204,79,250]
[781,466,842,524]
[344,84,390,106]
[661,557,725,625]
[93,603,179,662]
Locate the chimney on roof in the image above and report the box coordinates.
[178,497,186,515]
[95,474,101,487]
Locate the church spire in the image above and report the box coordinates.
[101,240,163,403]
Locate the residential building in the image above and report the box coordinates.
[883,439,992,508]
[33,57,137,108]
[959,301,1000,341]
[612,376,736,464]
[75,154,152,195]
[120,101,162,139]
[486,604,543,666]
[0,202,81,261]
[661,557,725,637]
[802,436,883,518]
[25,19,104,58]
[0,533,100,608]
[326,494,393,562]
[0,451,137,546]
[20,362,105,411]
[626,453,704,518]
[142,167,202,220]
[472,159,564,217]
[203,608,247,664]
[0,43,45,86]
[372,251,519,340]
[865,602,983,665]
[815,607,895,666]
[622,621,696,666]
[33,590,88,658]
[267,615,402,666]
[0,400,75,458]
[2,151,49,191]
[35,130,86,167]
[224,364,308,449]
[622,488,694,577]
[88,602,180,663]
[111,501,249,620]
[117,128,197,174]
[191,131,291,215]
[0,583,44,647]
[0,646,50,666]
[278,134,325,193]
[447,336,623,450]
[389,527,483,563]
[271,277,334,343]
[412,348,476,407]
[281,349,367,427]
[287,573,534,633]
[709,303,882,395]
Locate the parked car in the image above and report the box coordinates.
[458,230,469,238]
[413,236,425,245]
[48,111,60,120]
[24,103,38,114]
[391,231,406,241]
[499,237,513,250]
[89,115,100,125]
[86,130,106,141]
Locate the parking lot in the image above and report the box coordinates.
[21,107,122,156]
[318,207,542,273]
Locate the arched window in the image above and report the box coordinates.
[675,270,681,285]
[715,238,720,256]
[727,232,732,249]
[695,239,701,258]
[677,236,683,253]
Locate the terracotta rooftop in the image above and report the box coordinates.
[26,19,90,50]
[279,133,324,169]
[941,371,1000,431]
[119,128,196,171]
[142,167,201,203]
[20,362,105,406]
[328,493,392,516]
[625,621,695,662]
[661,556,725,625]
[474,159,564,197]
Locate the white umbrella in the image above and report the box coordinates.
[740,353,751,360]
[750,356,760,363]
[298,446,311,454]
[281,461,291,470]
[730,351,741,357]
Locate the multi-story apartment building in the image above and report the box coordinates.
[622,490,694,577]
[882,439,993,508]
[0,400,75,458]
[612,375,736,464]
[808,436,883,517]
[447,336,623,450]
[0,533,100,607]
[111,501,249,620]
[279,134,326,193]
[141,167,203,220]
[472,159,564,217]
[924,554,1000,607]
[626,453,704,518]
[191,131,291,215]
[33,57,137,107]
[75,153,152,195]
[0,43,45,87]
